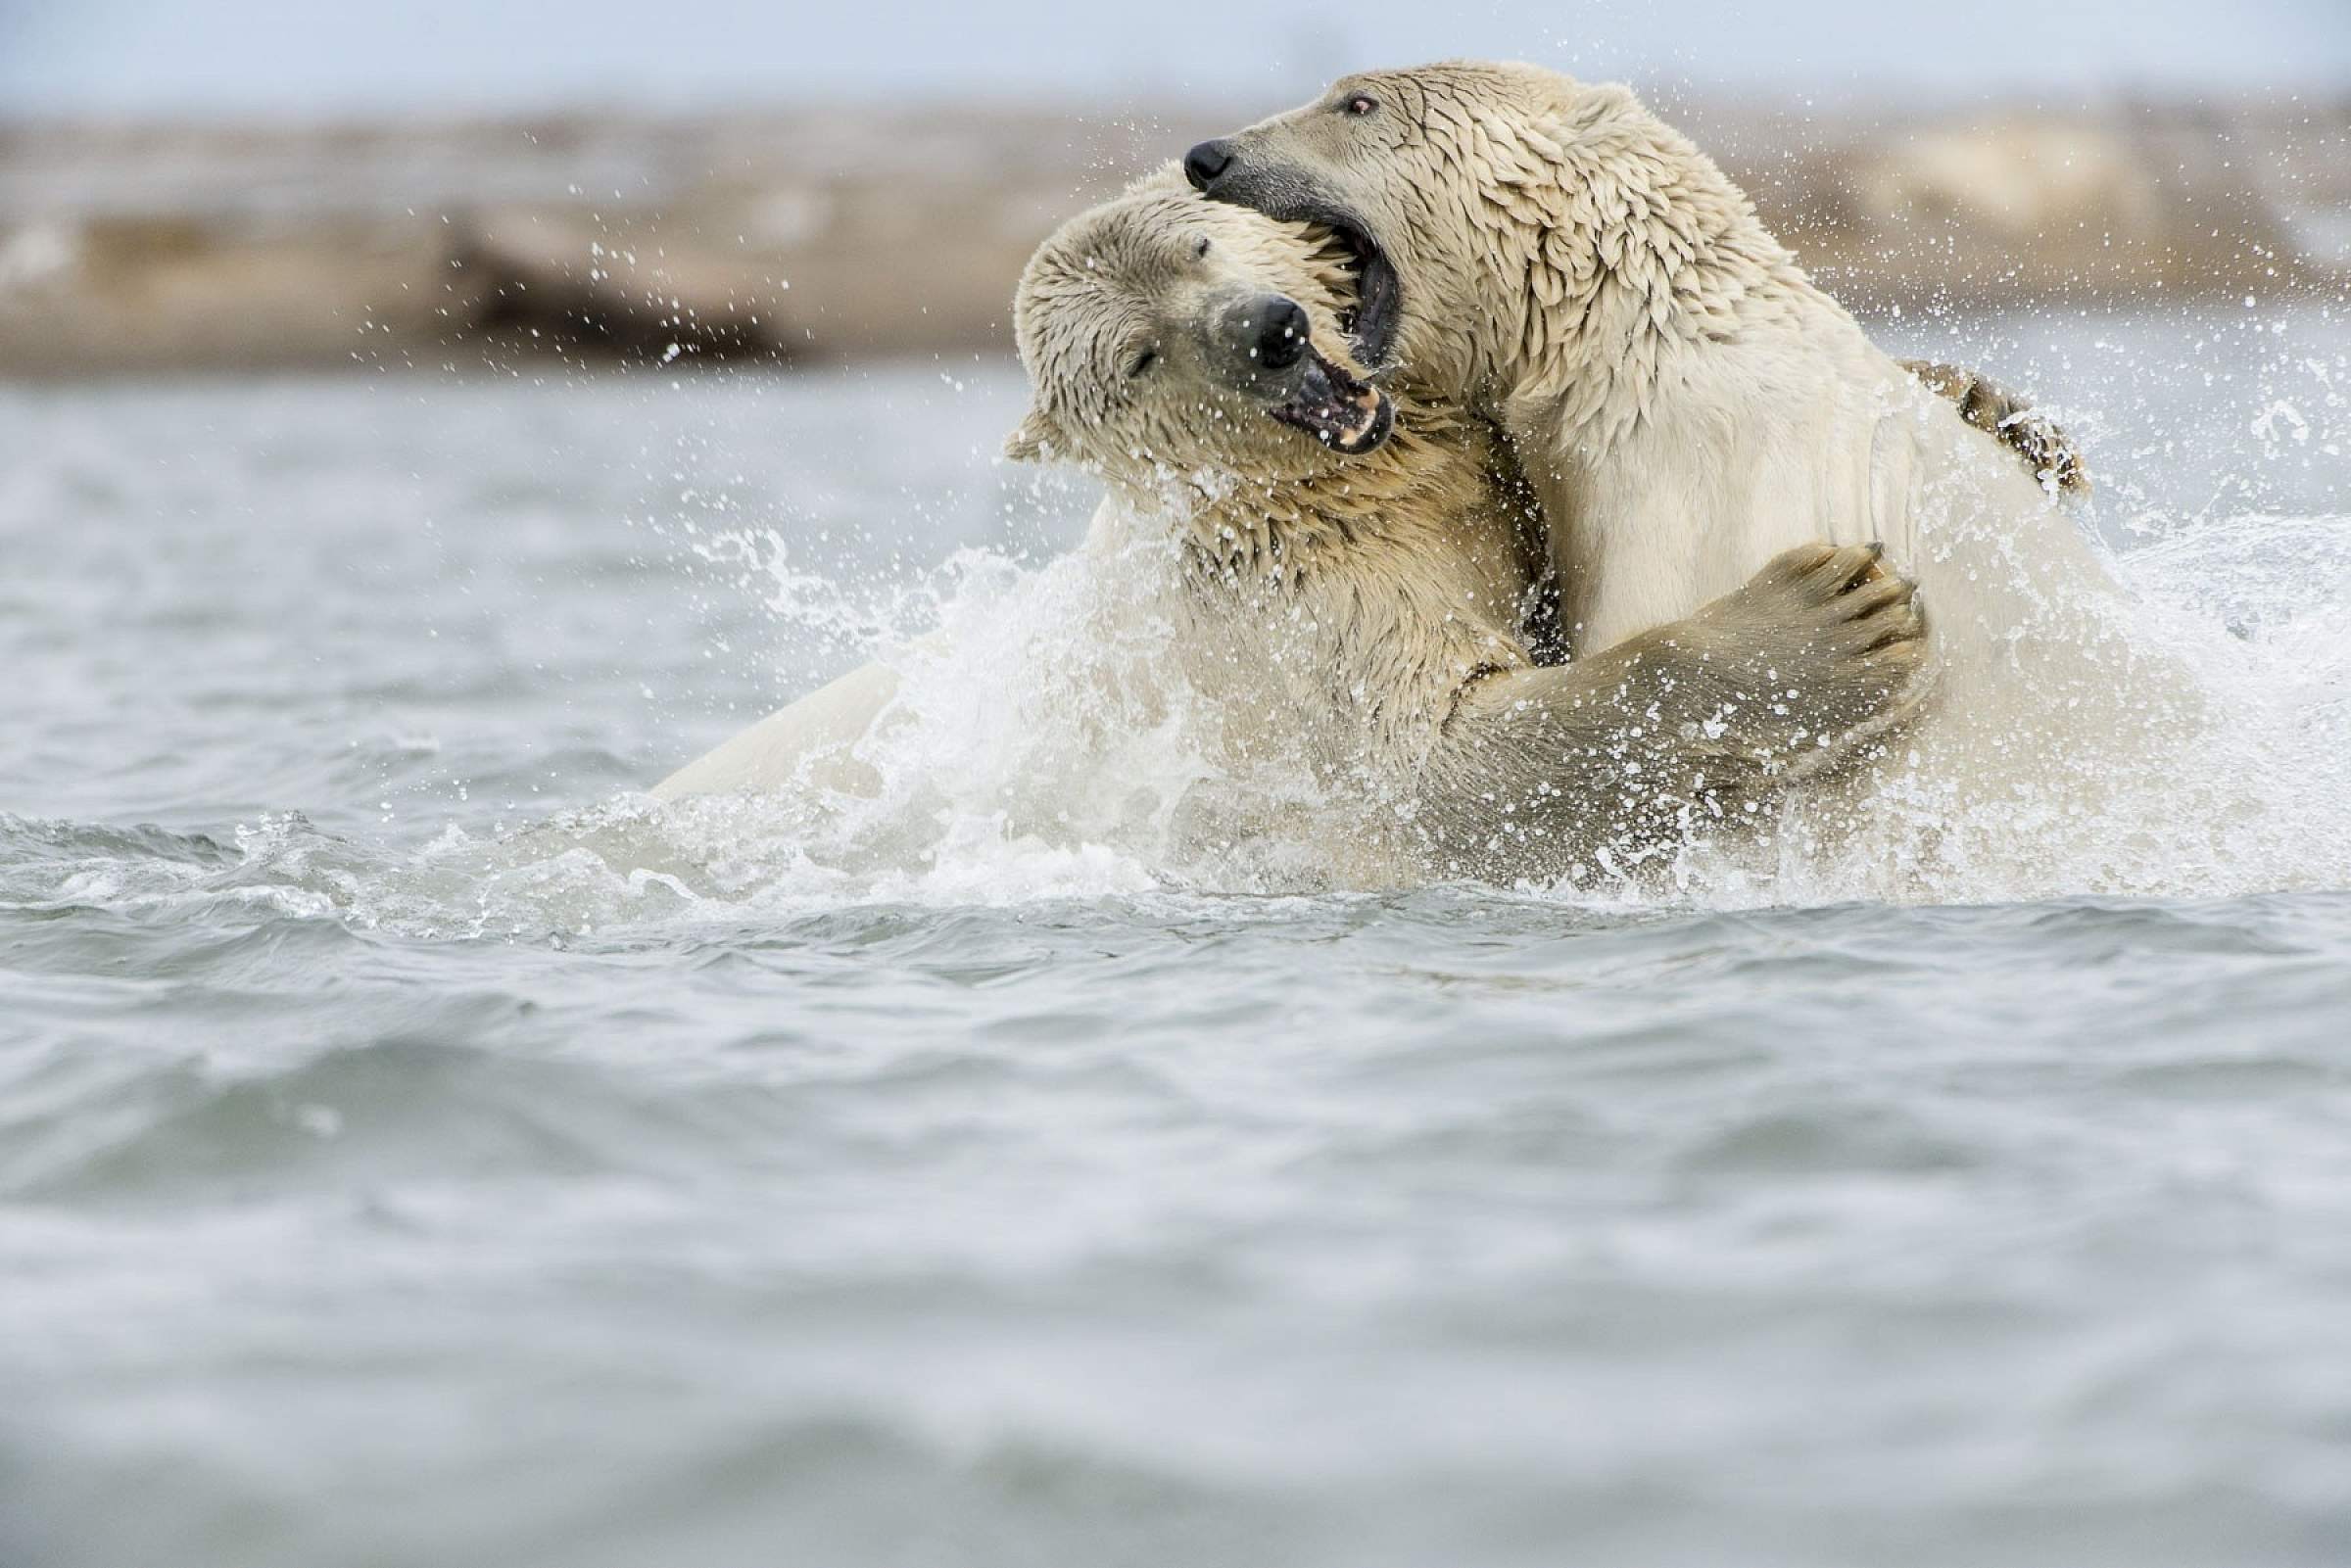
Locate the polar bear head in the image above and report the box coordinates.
[1005,173,1396,497]
[1179,61,1724,405]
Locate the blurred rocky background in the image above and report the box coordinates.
[2,0,2346,377]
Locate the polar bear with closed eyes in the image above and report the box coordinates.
[656,168,2084,884]
[993,174,1935,879]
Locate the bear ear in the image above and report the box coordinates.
[1002,407,1055,463]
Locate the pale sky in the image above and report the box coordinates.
[1,0,2345,118]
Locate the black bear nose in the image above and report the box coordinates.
[1255,298,1309,370]
[1184,139,1234,191]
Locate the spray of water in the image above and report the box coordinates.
[532,309,2351,915]
[10,312,2340,933]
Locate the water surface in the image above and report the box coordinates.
[6,309,2351,1567]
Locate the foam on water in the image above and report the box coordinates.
[448,511,2351,923]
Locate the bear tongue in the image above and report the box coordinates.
[1269,349,1394,455]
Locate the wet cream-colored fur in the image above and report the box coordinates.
[1001,173,1932,881]
[1197,64,2199,885]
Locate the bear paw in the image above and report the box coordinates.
[1676,542,1934,772]
[1902,358,2090,497]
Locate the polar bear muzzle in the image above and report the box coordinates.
[1208,291,1393,455]
[1186,140,1402,372]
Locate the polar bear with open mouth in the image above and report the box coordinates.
[1184,62,2195,889]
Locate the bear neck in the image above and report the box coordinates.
[1145,410,1498,583]
[1441,85,1815,452]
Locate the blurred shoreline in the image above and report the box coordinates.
[1,94,2345,378]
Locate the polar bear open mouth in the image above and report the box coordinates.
[1295,214,1401,370]
[1268,343,1394,454]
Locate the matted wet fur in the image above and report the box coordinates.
[1185,64,2196,889]
[1005,176,1934,881]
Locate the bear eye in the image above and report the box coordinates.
[1192,234,1212,259]
[1342,93,1378,118]
[1126,347,1158,378]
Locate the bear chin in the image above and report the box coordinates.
[1266,345,1395,454]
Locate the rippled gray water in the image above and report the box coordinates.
[6,307,2351,1567]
